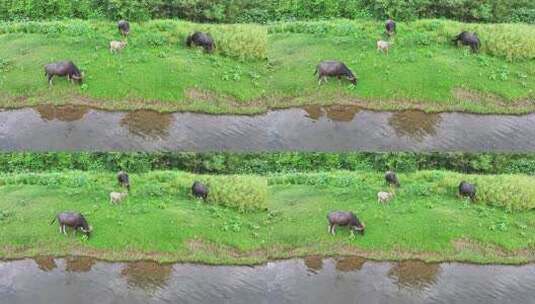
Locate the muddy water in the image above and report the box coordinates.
[1,105,535,151]
[1,257,535,304]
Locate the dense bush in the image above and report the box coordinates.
[1,0,534,23]
[0,152,534,176]
[205,175,268,211]
[0,20,267,60]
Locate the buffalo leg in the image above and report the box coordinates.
[331,224,336,236]
[47,75,54,86]
[350,229,355,237]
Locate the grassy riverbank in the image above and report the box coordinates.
[0,19,533,114]
[1,170,534,265]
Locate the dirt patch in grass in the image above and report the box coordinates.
[453,88,505,105]
[452,238,509,257]
[186,239,267,258]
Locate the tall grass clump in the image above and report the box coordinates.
[204,175,268,212]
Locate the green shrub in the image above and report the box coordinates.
[205,175,268,212]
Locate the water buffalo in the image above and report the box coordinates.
[327,211,365,236]
[452,31,480,53]
[458,181,476,200]
[117,171,130,191]
[192,181,208,200]
[314,61,357,85]
[44,61,83,86]
[385,19,396,36]
[118,20,130,36]
[385,171,400,187]
[51,212,92,237]
[186,32,215,53]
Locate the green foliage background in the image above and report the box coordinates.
[0,152,534,175]
[1,0,534,23]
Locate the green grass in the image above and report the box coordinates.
[1,170,534,265]
[0,19,533,114]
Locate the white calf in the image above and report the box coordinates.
[110,191,128,204]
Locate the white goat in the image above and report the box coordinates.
[110,40,127,54]
[376,40,390,55]
[110,191,128,204]
[377,191,394,204]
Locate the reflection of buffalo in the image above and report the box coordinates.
[34,256,57,272]
[121,261,172,292]
[388,110,442,141]
[303,105,361,122]
[335,256,366,272]
[304,256,323,273]
[65,256,96,272]
[388,260,441,289]
[120,110,174,140]
[35,105,89,122]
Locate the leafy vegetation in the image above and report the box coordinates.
[0,170,534,264]
[1,0,534,23]
[1,152,535,176]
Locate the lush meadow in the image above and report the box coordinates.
[0,19,533,113]
[1,170,534,264]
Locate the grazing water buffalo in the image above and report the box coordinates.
[385,171,400,187]
[118,20,130,36]
[51,212,92,237]
[327,211,365,236]
[44,61,83,86]
[385,19,396,36]
[117,171,130,191]
[186,32,215,53]
[314,61,357,85]
[452,31,480,52]
[192,181,208,200]
[458,181,476,200]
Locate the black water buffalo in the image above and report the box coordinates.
[186,32,215,53]
[314,61,357,85]
[327,211,365,236]
[385,171,400,187]
[452,31,480,52]
[44,61,83,86]
[458,181,476,200]
[51,212,92,237]
[117,171,130,191]
[192,181,208,200]
[385,19,396,36]
[118,20,130,36]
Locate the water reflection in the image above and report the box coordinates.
[388,110,442,141]
[334,256,366,272]
[35,104,89,122]
[2,258,535,304]
[120,261,172,292]
[33,256,57,272]
[119,110,174,140]
[304,105,361,122]
[303,256,323,273]
[388,260,441,290]
[65,256,95,272]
